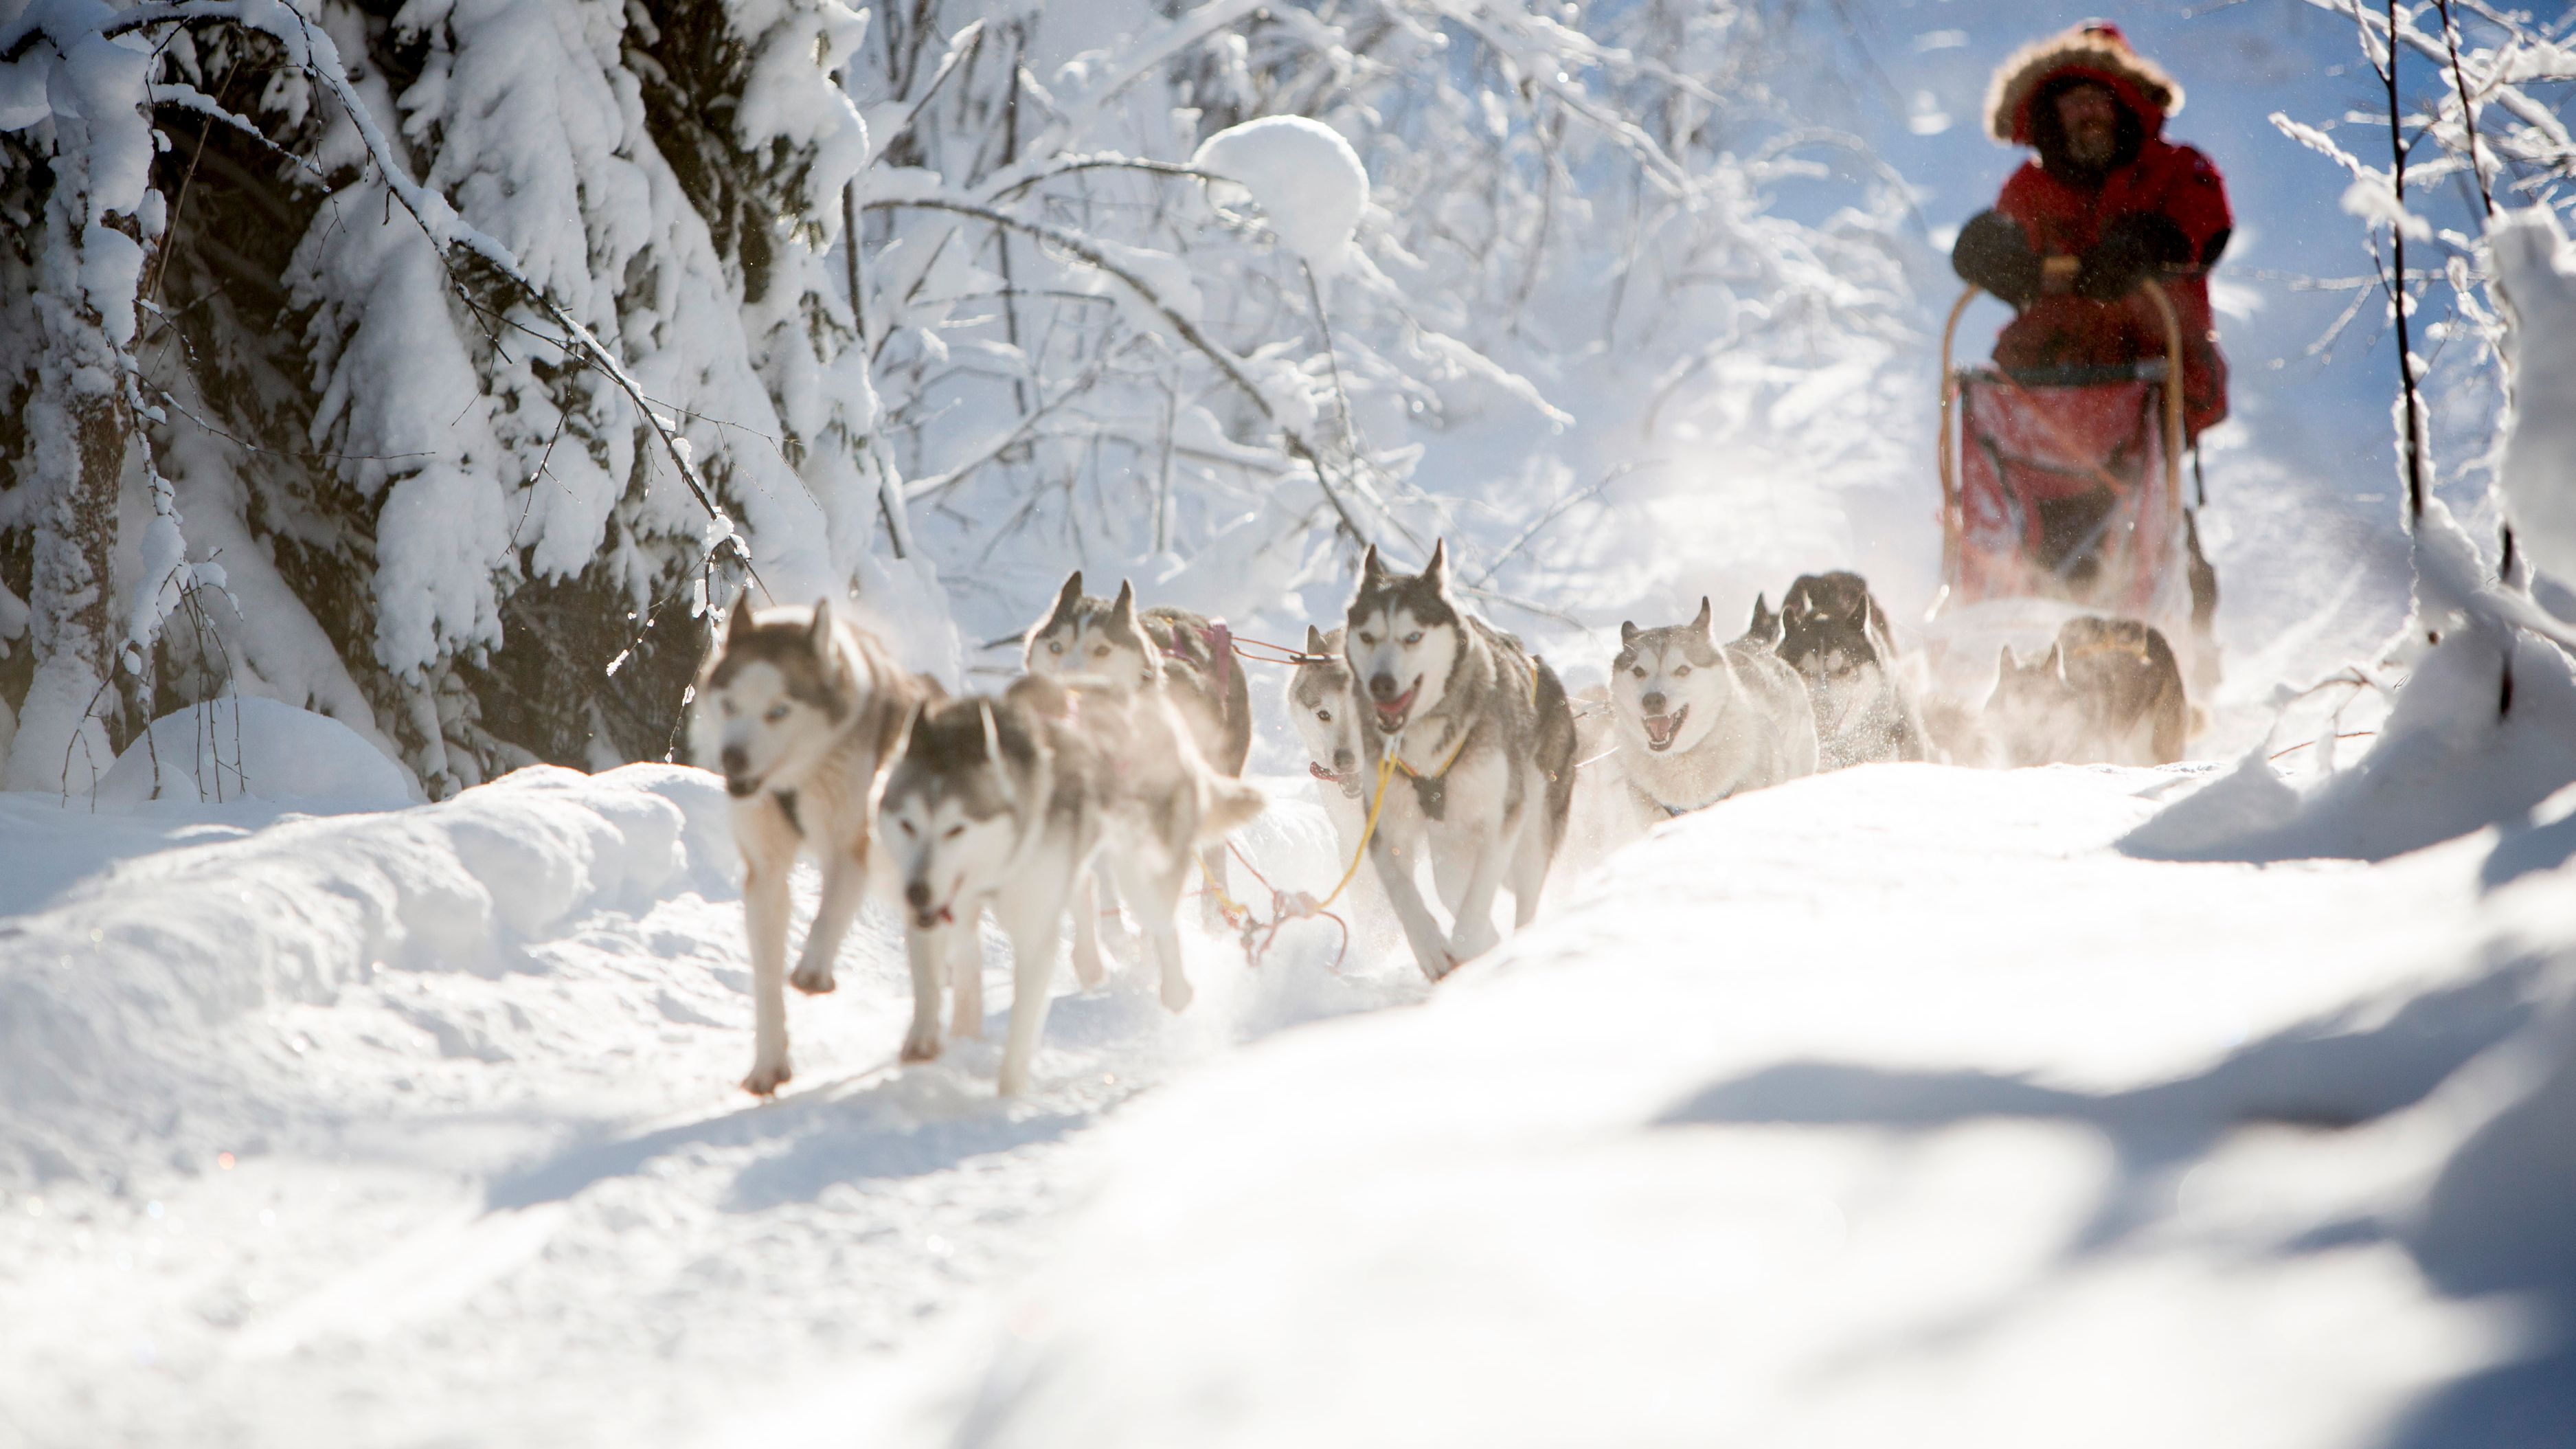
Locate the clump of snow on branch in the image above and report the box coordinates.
[1190,115,1369,277]
[2493,205,2576,590]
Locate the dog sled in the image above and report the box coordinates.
[1921,279,2208,701]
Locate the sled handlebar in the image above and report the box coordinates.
[1935,278,2189,607]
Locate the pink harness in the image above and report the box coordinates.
[1166,620,1233,695]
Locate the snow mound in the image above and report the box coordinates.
[2495,205,2576,591]
[1190,116,1369,276]
[0,765,730,1188]
[2124,629,2576,863]
[93,697,417,807]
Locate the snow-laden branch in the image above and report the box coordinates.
[866,192,1382,548]
[84,0,753,583]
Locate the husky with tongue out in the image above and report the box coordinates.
[1344,541,1577,980]
[1609,596,1818,821]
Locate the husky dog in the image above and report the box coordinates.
[1774,571,1932,770]
[695,600,958,1097]
[1025,571,1251,774]
[1344,541,1577,980]
[879,675,1263,1096]
[1738,592,1783,649]
[1287,624,1364,807]
[1609,597,1818,819]
[1026,572,1253,927]
[1985,615,2191,766]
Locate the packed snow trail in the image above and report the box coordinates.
[842,763,2576,1449]
[5,756,2573,1446]
[0,765,1410,1447]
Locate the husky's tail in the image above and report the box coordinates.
[1195,776,1267,844]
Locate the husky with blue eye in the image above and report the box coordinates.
[1609,596,1818,822]
[692,600,969,1097]
[878,675,1265,1097]
[1342,540,1577,980]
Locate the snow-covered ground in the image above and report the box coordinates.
[0,763,1413,1446]
[845,761,2576,1448]
[5,734,2573,1446]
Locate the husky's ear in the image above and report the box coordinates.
[1305,623,1328,655]
[1691,596,1713,638]
[1043,570,1084,628]
[2044,642,2066,679]
[726,599,759,649]
[1359,544,1386,587]
[1423,539,1449,592]
[1110,579,1142,633]
[1998,644,2020,676]
[809,598,836,658]
[1620,620,1640,647]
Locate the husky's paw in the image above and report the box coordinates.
[901,1022,944,1063]
[1070,941,1105,991]
[789,962,837,995]
[1419,949,1463,984]
[996,1062,1032,1098]
[949,1004,984,1040]
[742,1057,793,1097]
[1160,974,1195,1013]
[1449,923,1501,963]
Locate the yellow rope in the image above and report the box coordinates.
[1316,752,1399,912]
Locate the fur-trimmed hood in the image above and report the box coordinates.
[1985,22,2183,145]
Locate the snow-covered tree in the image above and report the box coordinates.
[0,0,1910,796]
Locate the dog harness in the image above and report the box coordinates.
[1163,620,1234,696]
[1386,658,1544,819]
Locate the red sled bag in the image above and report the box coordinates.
[1952,365,2180,618]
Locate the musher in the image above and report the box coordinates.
[1950,22,2230,632]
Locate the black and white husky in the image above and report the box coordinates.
[1343,541,1577,980]
[1609,596,1818,819]
[878,675,1264,1096]
[1774,571,1932,770]
[693,601,956,1097]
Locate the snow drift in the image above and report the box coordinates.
[0,764,732,1188]
[862,764,2576,1448]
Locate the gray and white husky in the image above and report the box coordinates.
[1344,541,1577,980]
[693,600,958,1097]
[879,674,1265,1096]
[1985,615,2191,767]
[1773,570,1932,770]
[1609,596,1818,819]
[1287,624,1364,807]
[1026,572,1253,930]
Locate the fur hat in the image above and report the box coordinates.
[1985,21,2183,145]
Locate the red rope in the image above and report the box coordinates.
[1194,842,1354,973]
[1228,636,1340,666]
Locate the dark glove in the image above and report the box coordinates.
[2077,212,2193,301]
[1952,210,2041,307]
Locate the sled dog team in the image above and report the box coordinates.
[698,547,2192,1099]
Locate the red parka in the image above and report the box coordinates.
[1980,26,2234,437]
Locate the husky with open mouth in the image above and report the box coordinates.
[1773,570,1932,770]
[878,674,1264,1097]
[1342,541,1577,980]
[1609,596,1818,820]
[692,600,964,1097]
